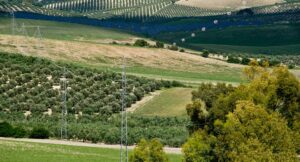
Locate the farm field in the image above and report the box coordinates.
[176,0,284,9]
[0,18,136,42]
[0,18,244,84]
[134,88,194,117]
[157,23,300,55]
[0,139,183,162]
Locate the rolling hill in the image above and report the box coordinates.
[0,0,299,55]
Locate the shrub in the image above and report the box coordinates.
[227,56,241,64]
[0,122,14,137]
[179,49,185,52]
[111,41,118,45]
[202,50,209,58]
[168,45,178,51]
[155,41,164,48]
[30,127,50,139]
[288,64,295,69]
[241,57,251,65]
[13,126,27,138]
[134,39,149,47]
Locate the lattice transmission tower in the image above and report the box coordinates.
[120,57,128,162]
[61,67,68,139]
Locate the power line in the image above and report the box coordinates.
[61,66,68,140]
[120,56,128,162]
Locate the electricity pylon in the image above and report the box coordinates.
[120,57,128,162]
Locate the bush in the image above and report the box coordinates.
[0,122,14,137]
[30,127,50,139]
[134,39,149,47]
[241,57,251,65]
[179,49,185,52]
[155,41,164,48]
[111,41,118,45]
[202,50,209,58]
[227,56,241,64]
[13,126,27,138]
[288,64,295,69]
[168,45,178,51]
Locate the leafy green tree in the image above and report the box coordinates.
[227,56,241,64]
[30,127,50,139]
[0,122,14,137]
[186,99,208,131]
[192,83,234,108]
[130,139,169,162]
[216,101,297,161]
[202,50,209,58]
[134,39,149,47]
[182,130,216,162]
[241,57,251,65]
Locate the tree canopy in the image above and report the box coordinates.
[183,64,300,161]
[130,139,169,162]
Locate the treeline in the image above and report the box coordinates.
[182,61,300,161]
[116,39,185,52]
[0,114,189,147]
[0,121,49,139]
[226,53,300,68]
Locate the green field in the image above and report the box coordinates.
[0,139,182,162]
[135,88,194,117]
[95,65,243,84]
[157,24,300,55]
[0,18,135,41]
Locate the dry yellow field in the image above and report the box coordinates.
[0,34,243,74]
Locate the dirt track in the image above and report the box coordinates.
[0,137,182,154]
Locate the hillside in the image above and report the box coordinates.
[1,1,299,56]
[176,0,284,9]
[0,18,244,83]
[0,52,189,147]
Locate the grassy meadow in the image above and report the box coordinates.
[135,88,194,117]
[0,139,182,162]
[0,18,135,41]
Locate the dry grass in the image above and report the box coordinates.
[0,34,242,74]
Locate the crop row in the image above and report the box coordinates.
[43,0,171,12]
[0,53,181,117]
[0,2,77,17]
[252,2,300,14]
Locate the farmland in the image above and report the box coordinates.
[134,88,194,117]
[0,18,244,84]
[0,0,299,161]
[0,52,189,147]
